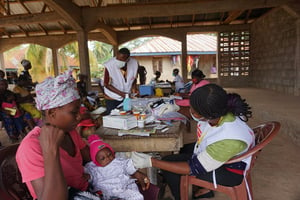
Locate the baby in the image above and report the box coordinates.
[85,135,149,200]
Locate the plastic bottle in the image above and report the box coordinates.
[123,93,132,111]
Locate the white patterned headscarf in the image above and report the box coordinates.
[35,69,80,110]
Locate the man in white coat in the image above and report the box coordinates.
[103,48,138,114]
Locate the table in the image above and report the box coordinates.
[95,121,184,152]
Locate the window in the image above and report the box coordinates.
[152,58,162,73]
[219,31,250,77]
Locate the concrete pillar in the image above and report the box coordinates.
[51,48,59,76]
[77,30,91,90]
[181,34,188,82]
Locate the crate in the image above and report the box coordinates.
[139,85,154,96]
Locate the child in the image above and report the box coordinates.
[85,135,149,200]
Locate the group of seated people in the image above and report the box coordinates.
[0,69,41,144]
[8,65,254,200]
[0,50,254,200]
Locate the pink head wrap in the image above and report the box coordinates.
[88,134,115,166]
[35,69,80,110]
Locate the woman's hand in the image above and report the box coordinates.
[131,152,152,168]
[132,171,150,191]
[39,124,65,154]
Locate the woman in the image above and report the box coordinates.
[0,79,30,142]
[131,84,255,200]
[16,70,90,200]
[175,69,209,107]
[16,70,149,200]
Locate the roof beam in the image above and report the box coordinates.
[42,0,83,31]
[222,10,245,24]
[83,0,292,19]
[94,22,117,45]
[0,1,7,16]
[0,12,60,27]
[18,0,31,14]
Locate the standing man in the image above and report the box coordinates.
[103,48,138,114]
[20,59,36,91]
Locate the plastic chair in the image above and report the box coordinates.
[180,121,281,200]
[0,143,32,200]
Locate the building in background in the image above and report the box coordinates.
[131,34,217,84]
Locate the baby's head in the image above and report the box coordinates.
[88,135,115,167]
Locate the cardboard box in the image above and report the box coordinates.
[103,115,137,130]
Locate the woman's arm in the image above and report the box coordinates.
[32,125,67,200]
[151,159,191,175]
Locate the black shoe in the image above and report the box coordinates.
[193,190,214,199]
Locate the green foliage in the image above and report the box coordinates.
[5,37,153,82]
[25,44,52,82]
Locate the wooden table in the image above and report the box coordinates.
[95,121,184,152]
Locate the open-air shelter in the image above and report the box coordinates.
[0,0,299,96]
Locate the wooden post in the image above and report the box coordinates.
[51,48,59,76]
[77,30,91,90]
[181,34,188,82]
[113,45,119,56]
[0,52,5,71]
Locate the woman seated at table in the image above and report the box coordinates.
[16,70,149,200]
[175,69,209,107]
[130,84,255,200]
[16,70,93,199]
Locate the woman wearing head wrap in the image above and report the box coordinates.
[16,70,94,200]
[84,135,149,200]
[130,84,255,200]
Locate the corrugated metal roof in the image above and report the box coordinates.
[131,34,217,56]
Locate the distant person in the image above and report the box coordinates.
[85,135,149,200]
[0,79,33,142]
[103,48,138,114]
[20,59,36,90]
[176,69,210,107]
[77,74,88,98]
[13,75,42,126]
[167,68,184,93]
[137,65,147,85]
[150,71,164,85]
